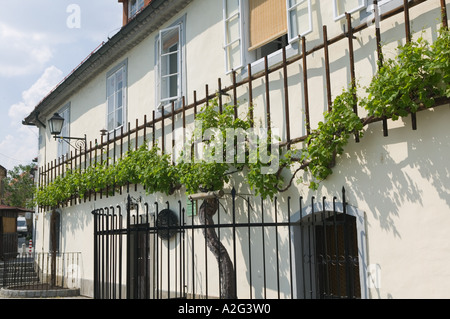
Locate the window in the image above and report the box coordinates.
[223,0,312,73]
[291,205,368,299]
[129,0,145,19]
[253,35,289,61]
[155,16,186,114]
[57,103,70,158]
[106,60,127,132]
[333,0,367,21]
[294,211,366,299]
[315,214,361,298]
[159,26,181,104]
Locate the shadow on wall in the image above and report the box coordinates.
[331,106,450,237]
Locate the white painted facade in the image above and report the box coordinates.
[26,0,450,299]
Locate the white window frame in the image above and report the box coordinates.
[286,0,313,43]
[129,0,145,19]
[333,0,367,21]
[155,15,186,115]
[159,25,182,104]
[57,102,70,159]
[106,59,128,134]
[223,0,245,74]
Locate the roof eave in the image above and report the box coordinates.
[23,0,193,126]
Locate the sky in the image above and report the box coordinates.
[0,0,123,171]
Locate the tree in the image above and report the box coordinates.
[4,163,37,209]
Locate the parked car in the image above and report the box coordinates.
[17,216,27,238]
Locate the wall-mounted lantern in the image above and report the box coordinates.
[48,113,87,151]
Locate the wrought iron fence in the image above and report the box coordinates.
[1,252,81,291]
[93,187,362,299]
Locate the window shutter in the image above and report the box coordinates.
[248,0,287,51]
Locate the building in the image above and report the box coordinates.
[23,0,450,299]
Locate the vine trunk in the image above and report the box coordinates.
[198,198,237,299]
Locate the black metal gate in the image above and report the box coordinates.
[92,196,186,299]
[92,188,361,299]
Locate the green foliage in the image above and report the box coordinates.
[116,144,178,195]
[302,86,363,190]
[246,146,296,200]
[429,28,450,98]
[3,164,37,209]
[363,28,450,119]
[34,143,178,207]
[302,28,450,190]
[177,161,230,195]
[177,98,251,195]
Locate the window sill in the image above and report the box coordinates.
[239,42,300,81]
[156,99,183,117]
[108,125,126,137]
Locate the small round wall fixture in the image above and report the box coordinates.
[156,209,179,240]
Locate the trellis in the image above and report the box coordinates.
[37,0,449,211]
